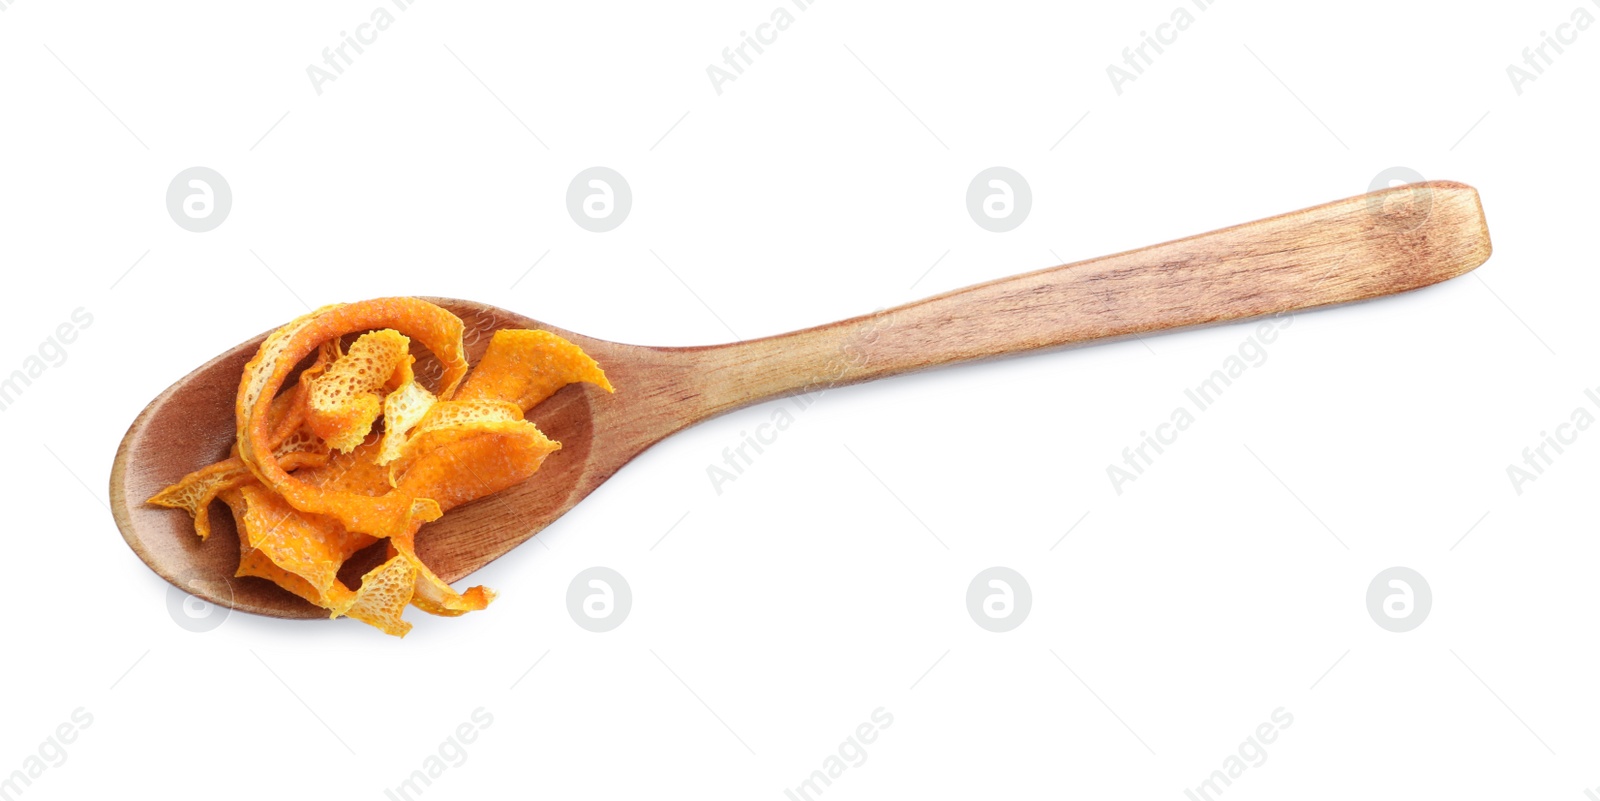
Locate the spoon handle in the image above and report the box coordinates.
[684,181,1490,418]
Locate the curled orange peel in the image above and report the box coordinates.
[235,298,469,540]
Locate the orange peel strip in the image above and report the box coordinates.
[343,551,419,636]
[387,421,560,614]
[148,459,252,542]
[374,379,437,467]
[148,429,328,541]
[225,490,420,637]
[227,483,377,608]
[456,329,614,412]
[304,329,412,453]
[390,411,553,491]
[221,486,327,607]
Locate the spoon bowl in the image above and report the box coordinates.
[111,301,641,618]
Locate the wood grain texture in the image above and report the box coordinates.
[110,180,1491,619]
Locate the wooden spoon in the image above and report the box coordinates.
[110,181,1491,619]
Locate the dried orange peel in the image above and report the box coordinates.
[148,298,612,636]
[458,329,614,410]
[304,329,412,452]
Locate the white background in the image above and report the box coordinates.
[1,1,1595,798]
